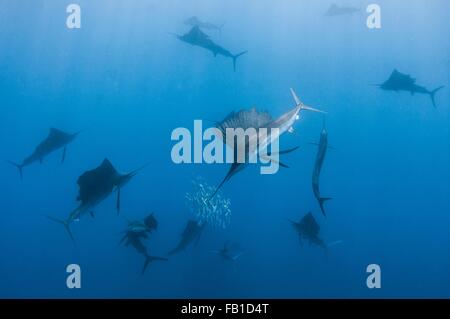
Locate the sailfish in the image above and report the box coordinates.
[120,214,167,274]
[175,26,247,71]
[311,117,332,216]
[290,212,326,249]
[7,128,79,180]
[48,158,146,241]
[211,242,245,261]
[375,69,444,108]
[210,88,325,198]
[168,219,205,255]
[290,212,343,249]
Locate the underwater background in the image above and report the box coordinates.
[0,0,449,298]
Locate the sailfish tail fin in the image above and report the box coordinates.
[7,161,23,180]
[47,216,75,242]
[142,255,168,274]
[430,86,444,108]
[290,88,327,114]
[318,197,332,216]
[232,51,248,71]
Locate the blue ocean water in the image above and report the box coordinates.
[0,0,449,298]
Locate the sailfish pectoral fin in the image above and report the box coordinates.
[116,188,121,215]
[269,146,300,155]
[119,233,127,246]
[278,162,289,168]
[260,155,289,168]
[61,147,66,163]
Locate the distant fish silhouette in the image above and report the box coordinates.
[174,26,247,71]
[211,241,245,261]
[7,128,79,180]
[168,219,204,255]
[325,3,360,16]
[375,69,444,108]
[290,212,327,249]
